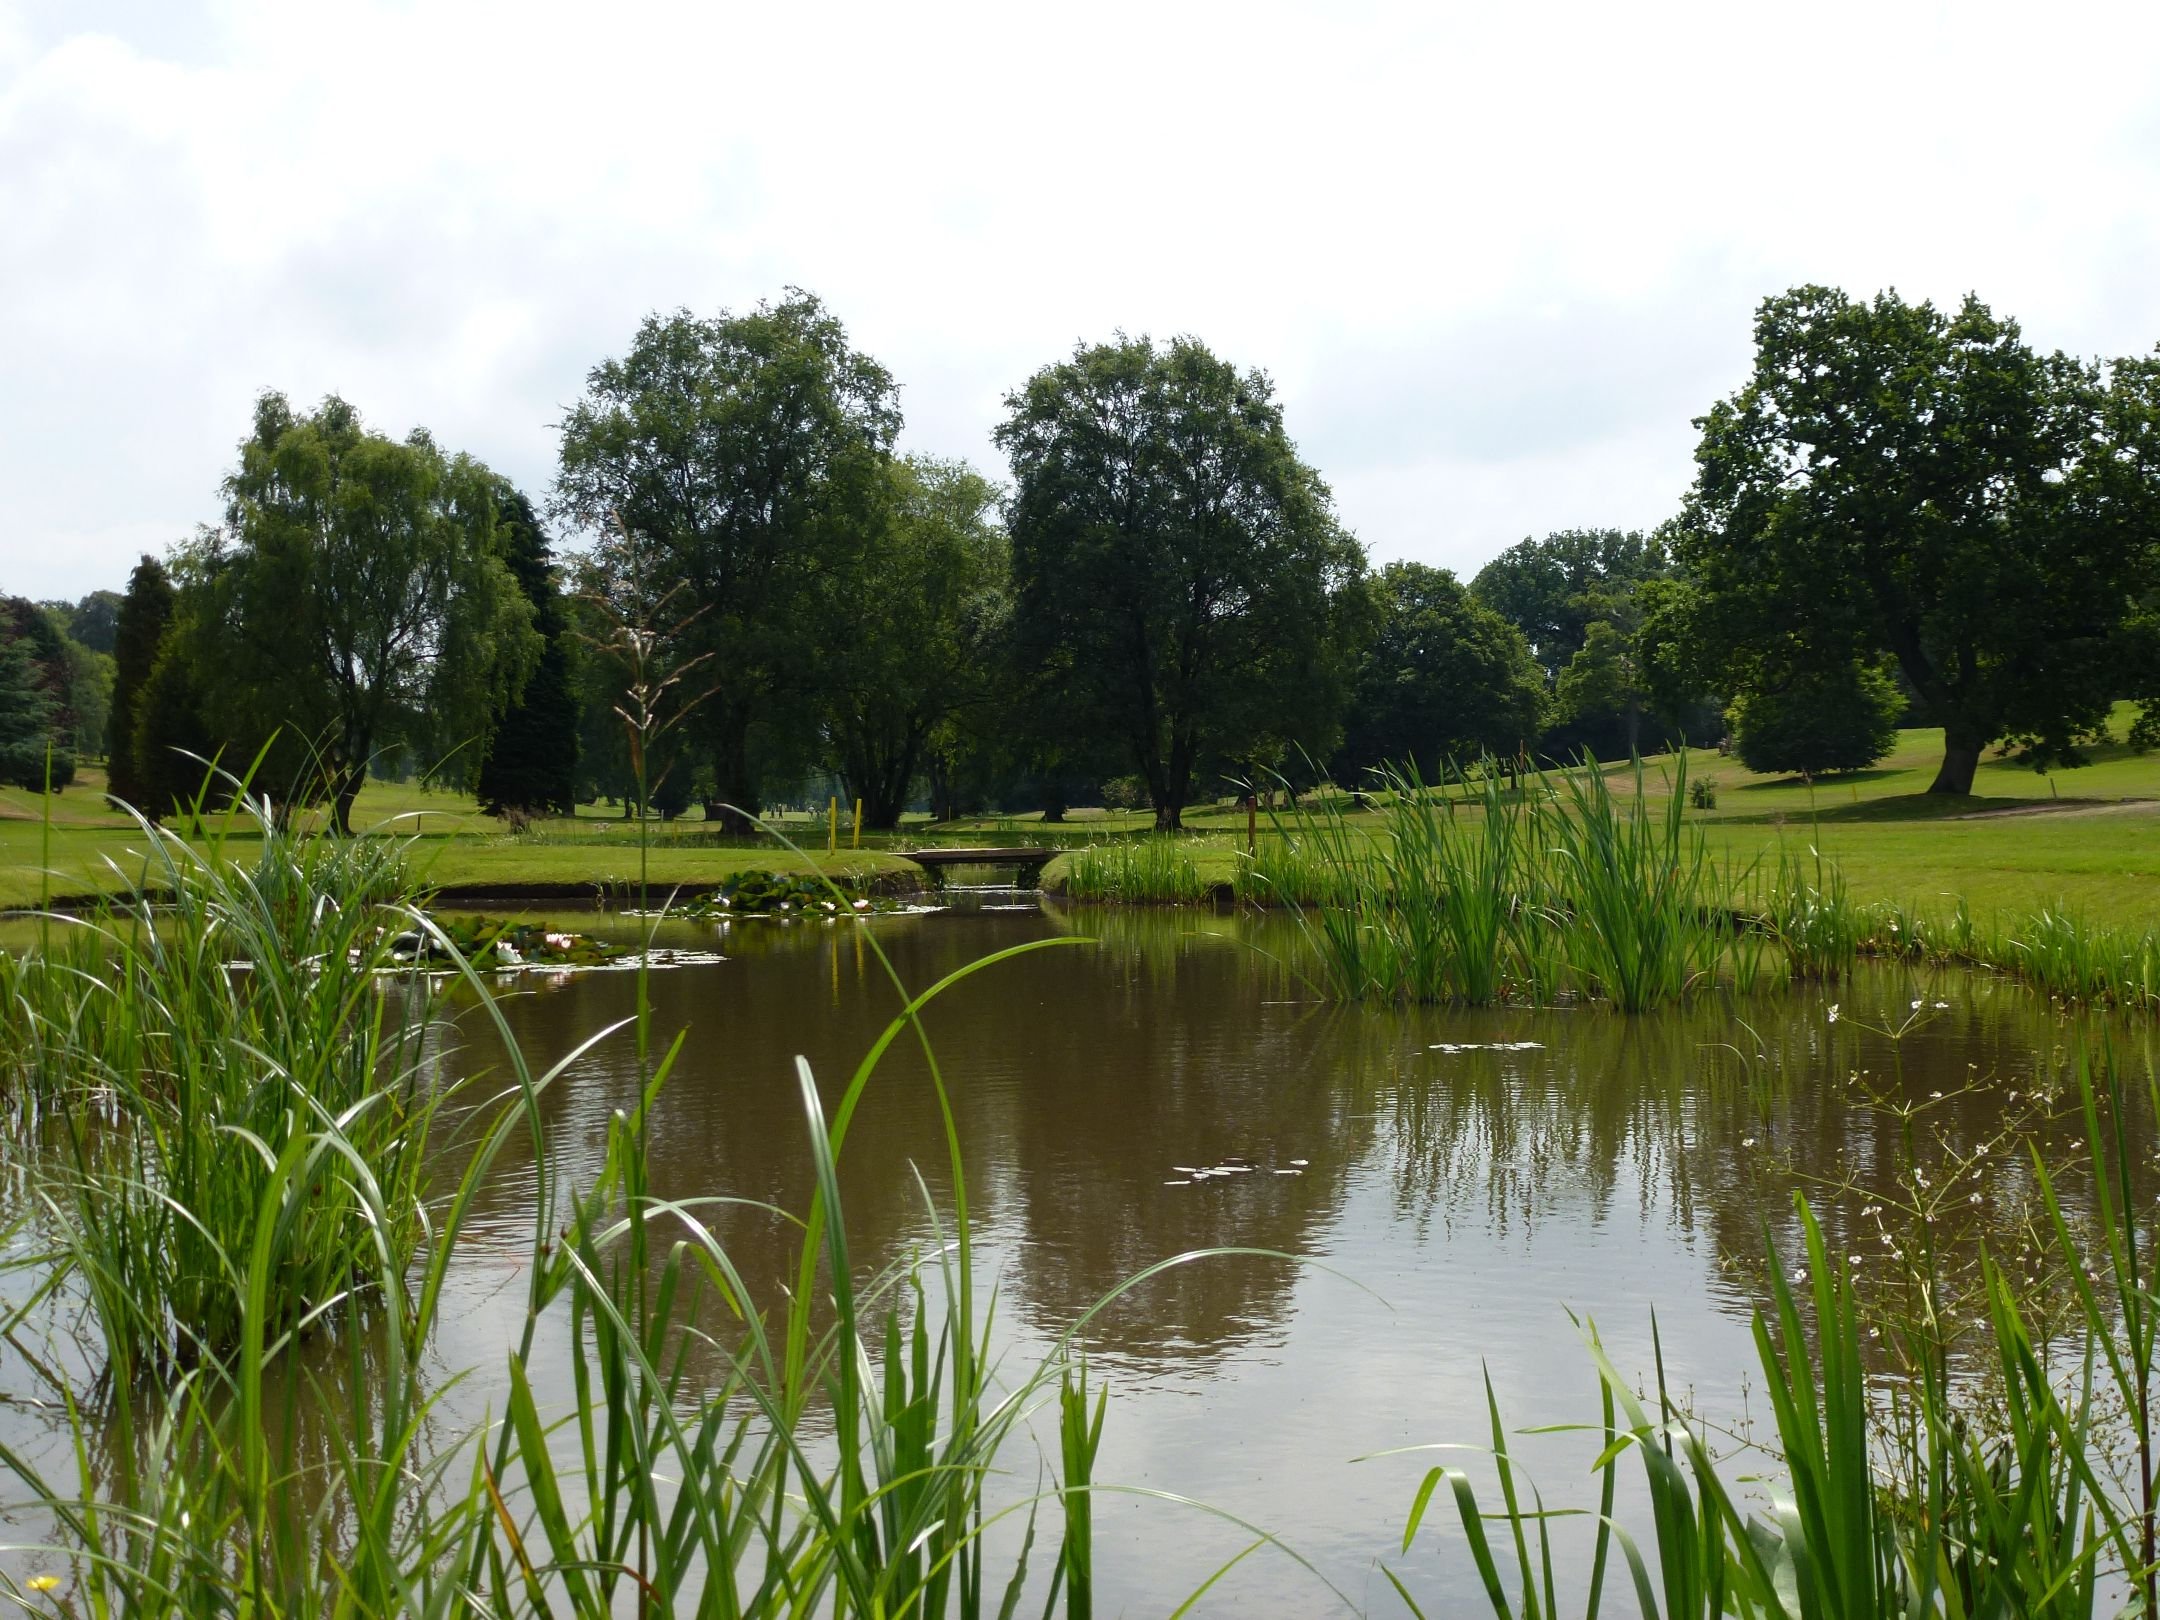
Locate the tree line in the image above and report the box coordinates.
[10,282,2159,826]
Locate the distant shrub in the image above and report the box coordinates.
[1098,774,1149,811]
[1727,660,1902,777]
[1688,775,1718,809]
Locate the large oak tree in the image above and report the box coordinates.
[997,335,1365,830]
[1674,286,2160,795]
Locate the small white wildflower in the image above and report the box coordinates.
[1970,1193,1982,1205]
[1930,1090,1943,1100]
[1848,1253,1862,1266]
[1742,1136,1757,1148]
[1828,1004,1841,1024]
[1912,998,1924,1010]
[1869,1327,1882,1340]
[1792,1268,1808,1284]
[1934,1000,1950,1009]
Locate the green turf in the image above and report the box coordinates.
[7,717,2160,923]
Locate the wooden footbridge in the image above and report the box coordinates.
[896,846,1061,882]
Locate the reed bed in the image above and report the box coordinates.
[1211,754,2160,1017]
[1,795,437,1377]
[1399,1044,2160,1619]
[1057,836,1215,904]
[1253,755,1737,1013]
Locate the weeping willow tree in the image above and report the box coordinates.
[174,392,539,831]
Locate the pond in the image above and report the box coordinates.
[386,891,2114,1614]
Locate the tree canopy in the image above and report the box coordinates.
[820,456,1010,829]
[1337,562,1545,780]
[1671,286,2160,795]
[1470,528,1667,681]
[555,290,900,826]
[0,624,60,789]
[179,392,538,830]
[997,334,1366,829]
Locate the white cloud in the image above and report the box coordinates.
[4,0,2160,598]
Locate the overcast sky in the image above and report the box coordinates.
[5,0,2160,601]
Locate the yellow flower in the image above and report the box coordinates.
[26,1575,58,1592]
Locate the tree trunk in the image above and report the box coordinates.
[705,707,762,832]
[331,765,364,836]
[1152,799,1183,831]
[1928,724,1984,795]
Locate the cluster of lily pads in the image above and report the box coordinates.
[388,915,628,969]
[679,870,886,919]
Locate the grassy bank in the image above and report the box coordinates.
[8,715,2160,920]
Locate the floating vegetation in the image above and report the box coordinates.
[411,911,628,968]
[666,867,891,918]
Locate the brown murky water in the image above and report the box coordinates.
[415,894,2119,1615]
[0,892,2136,1613]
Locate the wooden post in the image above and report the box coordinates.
[827,796,837,856]
[852,798,862,849]
[1246,795,1257,860]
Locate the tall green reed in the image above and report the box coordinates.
[1058,838,1214,904]
[1543,753,1724,1013]
[3,781,437,1377]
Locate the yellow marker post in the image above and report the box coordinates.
[828,796,838,856]
[852,798,862,849]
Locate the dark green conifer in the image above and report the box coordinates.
[108,555,175,808]
[0,599,75,788]
[474,487,578,818]
[0,626,59,789]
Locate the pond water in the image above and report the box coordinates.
[0,891,2136,1613]
[415,893,2119,1615]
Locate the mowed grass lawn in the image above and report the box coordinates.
[0,771,918,909]
[6,714,2160,925]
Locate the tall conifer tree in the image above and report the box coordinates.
[108,554,175,808]
[475,486,578,817]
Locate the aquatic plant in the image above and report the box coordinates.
[3,786,441,1375]
[1058,837,1215,904]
